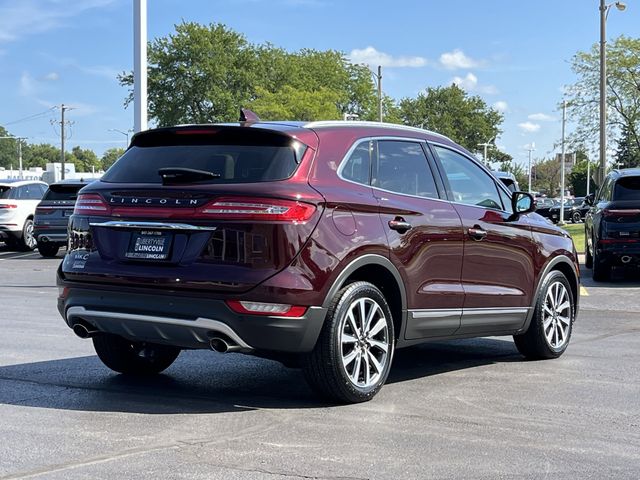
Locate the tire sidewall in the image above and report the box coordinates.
[330,283,395,400]
[534,271,574,356]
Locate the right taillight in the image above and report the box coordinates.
[73,194,111,216]
[603,208,640,217]
[200,197,316,223]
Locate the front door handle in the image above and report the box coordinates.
[468,226,487,241]
[389,217,412,233]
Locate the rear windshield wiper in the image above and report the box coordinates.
[158,168,221,184]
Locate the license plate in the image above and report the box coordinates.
[125,231,172,260]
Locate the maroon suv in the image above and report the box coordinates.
[57,118,580,403]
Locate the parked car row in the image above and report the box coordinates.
[0,179,89,256]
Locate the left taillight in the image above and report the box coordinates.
[73,194,111,216]
[0,204,17,209]
[200,197,316,223]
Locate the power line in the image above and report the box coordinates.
[2,107,57,127]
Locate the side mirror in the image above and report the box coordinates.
[511,191,535,215]
[584,193,595,206]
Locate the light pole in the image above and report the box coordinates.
[559,101,567,225]
[599,0,626,186]
[109,128,133,146]
[134,0,148,133]
[0,136,27,179]
[477,138,494,166]
[367,66,383,122]
[527,143,536,193]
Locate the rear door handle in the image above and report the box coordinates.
[389,217,412,233]
[468,226,487,240]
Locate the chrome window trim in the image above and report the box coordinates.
[336,136,448,203]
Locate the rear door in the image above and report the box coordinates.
[430,144,536,335]
[372,139,465,339]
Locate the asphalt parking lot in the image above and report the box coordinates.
[0,246,639,480]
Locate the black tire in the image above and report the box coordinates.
[585,236,593,269]
[302,281,395,404]
[514,270,574,360]
[592,247,610,282]
[571,211,582,223]
[92,333,180,375]
[37,242,59,258]
[3,236,19,250]
[17,218,36,251]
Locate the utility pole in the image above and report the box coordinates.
[134,0,148,133]
[527,143,536,193]
[587,160,591,196]
[51,104,73,180]
[559,101,567,225]
[377,65,382,122]
[0,136,27,179]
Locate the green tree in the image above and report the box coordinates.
[23,143,60,169]
[613,124,640,168]
[101,147,126,171]
[569,154,598,197]
[119,22,382,125]
[565,35,640,158]
[70,146,99,172]
[0,126,20,170]
[532,158,561,196]
[398,85,503,152]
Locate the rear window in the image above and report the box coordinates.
[613,176,640,201]
[102,133,306,184]
[43,184,85,201]
[0,186,12,199]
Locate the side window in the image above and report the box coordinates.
[341,141,371,185]
[434,145,502,210]
[372,140,438,199]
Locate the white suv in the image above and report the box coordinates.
[0,180,48,250]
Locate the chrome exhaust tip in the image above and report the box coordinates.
[621,255,632,264]
[209,337,229,353]
[72,323,99,339]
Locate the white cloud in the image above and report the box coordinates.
[528,113,555,122]
[43,72,59,81]
[78,64,120,80]
[518,122,541,133]
[19,72,36,96]
[349,46,427,68]
[493,101,509,112]
[0,0,116,44]
[451,72,498,95]
[439,49,483,70]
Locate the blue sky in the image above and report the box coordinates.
[0,0,638,167]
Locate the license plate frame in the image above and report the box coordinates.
[125,230,173,260]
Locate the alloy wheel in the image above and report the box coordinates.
[340,297,390,388]
[542,281,572,349]
[24,221,36,249]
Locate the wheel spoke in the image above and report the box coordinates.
[347,311,360,336]
[358,298,367,332]
[367,350,383,374]
[342,333,358,344]
[368,338,388,353]
[543,305,554,316]
[364,305,379,334]
[557,301,570,313]
[368,318,386,337]
[351,352,362,383]
[342,349,357,367]
[543,315,553,330]
[557,323,565,344]
[557,315,571,326]
[545,324,555,344]
[363,351,371,385]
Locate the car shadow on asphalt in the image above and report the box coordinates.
[0,338,521,413]
[579,263,640,288]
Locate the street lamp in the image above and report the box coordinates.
[109,128,133,146]
[527,143,536,193]
[367,66,383,122]
[477,138,494,166]
[599,0,626,186]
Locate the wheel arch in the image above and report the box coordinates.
[322,254,407,340]
[520,255,579,333]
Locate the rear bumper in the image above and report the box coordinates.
[35,229,67,244]
[597,242,640,265]
[57,277,327,353]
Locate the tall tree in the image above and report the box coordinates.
[565,35,640,159]
[569,154,598,197]
[70,146,100,172]
[532,158,561,196]
[0,126,19,170]
[101,147,126,171]
[398,85,503,153]
[613,124,640,168]
[119,22,382,125]
[22,143,60,169]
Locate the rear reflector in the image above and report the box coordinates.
[599,239,639,244]
[226,300,307,317]
[202,197,315,223]
[74,194,111,215]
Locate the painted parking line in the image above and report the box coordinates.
[0,251,39,261]
[580,286,589,297]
